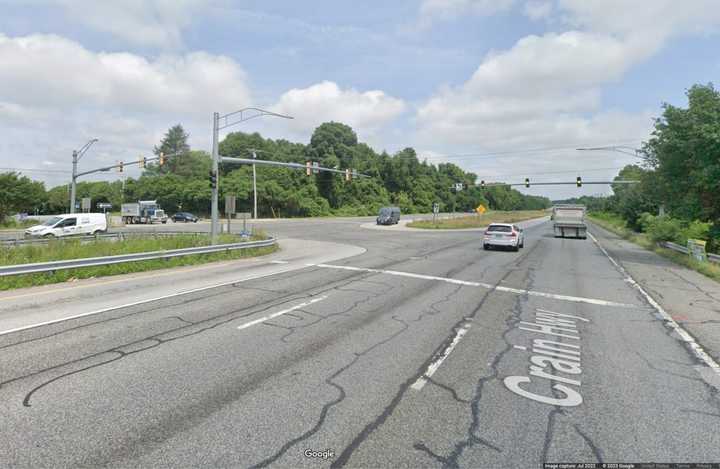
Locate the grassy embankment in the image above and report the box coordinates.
[406,210,548,229]
[0,232,277,291]
[0,219,39,230]
[588,212,720,282]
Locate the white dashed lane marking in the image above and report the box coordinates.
[236,296,328,331]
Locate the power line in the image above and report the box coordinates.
[482,166,625,179]
[0,167,72,174]
[415,141,643,161]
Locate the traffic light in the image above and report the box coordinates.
[139,156,145,168]
[118,161,123,173]
[345,168,351,181]
[306,161,311,176]
[480,180,485,188]
[525,178,530,188]
[209,170,217,189]
[159,152,165,166]
[577,176,582,187]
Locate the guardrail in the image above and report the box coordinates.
[0,238,276,277]
[1,231,199,247]
[659,241,720,263]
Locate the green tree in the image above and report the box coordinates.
[0,172,47,220]
[147,124,191,175]
[643,83,720,222]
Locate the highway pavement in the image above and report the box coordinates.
[1,216,719,468]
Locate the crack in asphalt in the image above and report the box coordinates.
[248,316,410,469]
[416,240,544,468]
[1,268,406,405]
[412,284,463,323]
[331,240,544,468]
[681,408,720,419]
[573,424,604,463]
[665,268,720,304]
[266,280,381,344]
[425,377,470,404]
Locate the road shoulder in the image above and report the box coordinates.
[588,221,720,369]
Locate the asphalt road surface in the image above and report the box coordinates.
[1,216,719,468]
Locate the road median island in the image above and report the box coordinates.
[587,214,720,283]
[0,233,278,291]
[406,210,548,229]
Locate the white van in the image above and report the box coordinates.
[24,213,108,238]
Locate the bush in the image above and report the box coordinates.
[678,220,711,245]
[643,215,683,243]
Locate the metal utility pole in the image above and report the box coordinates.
[209,108,293,243]
[252,150,258,219]
[70,150,78,213]
[69,138,98,213]
[211,112,220,243]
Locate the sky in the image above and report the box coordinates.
[1,0,718,199]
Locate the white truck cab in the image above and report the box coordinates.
[24,213,108,238]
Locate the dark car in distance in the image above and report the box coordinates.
[377,206,401,225]
[171,212,199,223]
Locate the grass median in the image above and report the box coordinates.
[588,213,720,282]
[406,210,548,229]
[0,233,278,291]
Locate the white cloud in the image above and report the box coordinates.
[414,1,720,197]
[0,34,250,114]
[412,0,515,30]
[416,31,650,148]
[557,0,720,38]
[523,1,553,20]
[271,81,406,140]
[22,0,212,48]
[420,0,515,18]
[0,33,252,186]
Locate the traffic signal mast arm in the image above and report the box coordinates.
[220,156,370,178]
[470,180,639,187]
[73,151,180,178]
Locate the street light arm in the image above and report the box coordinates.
[218,107,293,130]
[576,145,640,157]
[76,138,99,161]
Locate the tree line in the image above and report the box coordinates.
[1,122,551,221]
[555,83,719,251]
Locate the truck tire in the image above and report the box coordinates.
[483,244,490,250]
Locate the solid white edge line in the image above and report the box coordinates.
[0,264,304,337]
[236,295,328,330]
[411,324,471,390]
[588,231,720,374]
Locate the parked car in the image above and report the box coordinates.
[377,206,401,225]
[171,212,199,223]
[24,213,108,238]
[483,223,524,251]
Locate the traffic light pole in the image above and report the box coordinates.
[252,150,257,220]
[70,150,78,213]
[210,112,220,243]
